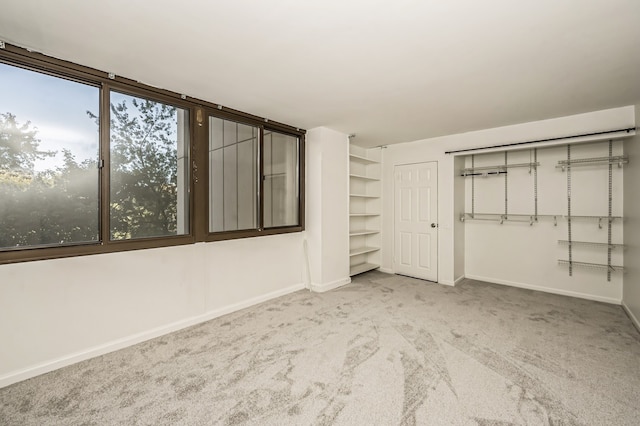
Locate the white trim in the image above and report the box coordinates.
[622,301,640,333]
[454,275,466,285]
[379,267,394,274]
[0,282,306,389]
[310,277,351,293]
[465,274,621,305]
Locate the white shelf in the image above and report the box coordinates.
[350,246,380,256]
[350,174,379,181]
[349,153,379,164]
[350,262,379,276]
[349,229,379,236]
[350,193,379,198]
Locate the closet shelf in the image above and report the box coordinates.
[350,174,379,181]
[556,155,628,171]
[349,230,380,236]
[350,262,379,276]
[349,153,379,164]
[558,260,624,272]
[461,213,622,225]
[460,213,547,224]
[350,246,380,256]
[558,240,624,249]
[461,162,539,177]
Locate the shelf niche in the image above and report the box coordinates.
[349,145,381,276]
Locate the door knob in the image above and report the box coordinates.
[431,223,438,228]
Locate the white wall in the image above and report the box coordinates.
[382,106,635,292]
[623,104,640,329]
[0,234,305,387]
[306,127,351,291]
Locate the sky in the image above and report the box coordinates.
[0,62,100,171]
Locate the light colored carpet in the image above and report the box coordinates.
[1,271,639,425]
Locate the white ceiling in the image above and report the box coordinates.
[1,0,639,148]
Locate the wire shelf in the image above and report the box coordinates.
[558,240,625,249]
[461,162,539,177]
[460,213,623,229]
[558,260,624,273]
[556,155,628,171]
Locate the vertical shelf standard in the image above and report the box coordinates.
[349,144,381,276]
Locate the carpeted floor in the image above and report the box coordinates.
[1,271,639,425]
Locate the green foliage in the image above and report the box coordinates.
[0,99,181,249]
[108,98,180,240]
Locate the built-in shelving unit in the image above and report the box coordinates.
[349,144,381,276]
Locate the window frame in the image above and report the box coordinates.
[0,43,305,264]
[200,108,305,243]
[102,84,197,246]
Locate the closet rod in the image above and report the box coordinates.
[444,127,636,155]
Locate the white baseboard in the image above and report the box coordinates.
[310,277,351,293]
[0,282,305,389]
[379,267,394,274]
[440,275,466,286]
[622,301,640,333]
[464,274,621,305]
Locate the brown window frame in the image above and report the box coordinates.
[200,108,305,242]
[0,43,305,265]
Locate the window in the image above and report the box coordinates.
[0,43,305,264]
[209,117,259,233]
[0,62,100,250]
[109,91,190,240]
[206,115,302,239]
[264,131,299,228]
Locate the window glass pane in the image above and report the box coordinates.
[109,92,189,240]
[209,117,258,232]
[0,63,100,249]
[264,131,299,228]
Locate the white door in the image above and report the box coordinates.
[394,162,438,281]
